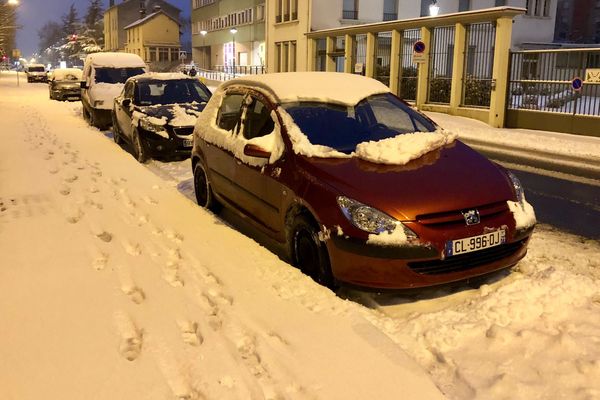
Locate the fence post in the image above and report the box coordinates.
[389,29,401,95]
[450,23,466,113]
[365,32,376,78]
[326,36,336,72]
[416,27,431,109]
[344,34,355,73]
[489,16,513,128]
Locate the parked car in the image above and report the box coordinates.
[25,64,47,83]
[112,72,212,162]
[191,72,536,290]
[48,68,83,101]
[81,52,147,130]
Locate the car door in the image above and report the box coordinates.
[201,90,245,205]
[232,93,286,234]
[115,81,135,140]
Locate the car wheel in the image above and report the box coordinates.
[132,128,148,163]
[112,112,123,145]
[289,215,335,289]
[193,161,220,212]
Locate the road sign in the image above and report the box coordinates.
[412,40,427,63]
[179,51,187,61]
[585,69,600,83]
[571,77,583,91]
[12,49,21,58]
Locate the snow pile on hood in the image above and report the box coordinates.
[367,225,408,246]
[195,90,285,167]
[508,198,537,229]
[354,130,457,165]
[170,104,198,127]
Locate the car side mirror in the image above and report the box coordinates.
[243,143,271,159]
[122,98,131,107]
[80,81,88,89]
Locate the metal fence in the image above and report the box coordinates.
[374,32,392,86]
[398,29,420,102]
[462,22,496,108]
[508,49,600,116]
[213,65,266,75]
[427,25,455,104]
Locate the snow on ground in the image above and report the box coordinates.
[2,72,600,399]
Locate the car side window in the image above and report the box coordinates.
[124,82,135,100]
[217,93,244,132]
[242,97,275,140]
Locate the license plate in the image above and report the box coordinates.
[183,139,193,147]
[445,230,506,257]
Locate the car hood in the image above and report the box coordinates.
[297,141,515,221]
[136,103,206,127]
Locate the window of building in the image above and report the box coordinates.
[171,48,179,61]
[149,47,157,62]
[420,0,429,17]
[383,0,397,20]
[459,0,470,12]
[495,0,506,6]
[193,0,216,9]
[159,48,169,61]
[343,0,358,19]
[275,41,297,72]
[526,0,551,16]
[276,0,298,23]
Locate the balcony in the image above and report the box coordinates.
[342,10,358,19]
[383,12,397,21]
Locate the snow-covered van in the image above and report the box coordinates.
[81,52,147,129]
[26,64,48,83]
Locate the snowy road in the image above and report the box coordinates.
[2,75,600,400]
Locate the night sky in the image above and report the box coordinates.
[15,0,190,57]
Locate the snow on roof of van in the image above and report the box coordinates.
[84,52,146,68]
[222,72,391,106]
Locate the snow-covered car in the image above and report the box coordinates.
[48,68,83,101]
[112,73,212,163]
[191,72,536,290]
[26,64,48,83]
[81,52,147,130]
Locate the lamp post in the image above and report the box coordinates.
[200,30,207,69]
[230,27,237,77]
[429,0,439,16]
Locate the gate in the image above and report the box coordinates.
[506,49,600,137]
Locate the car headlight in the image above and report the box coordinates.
[139,118,168,136]
[507,171,524,203]
[336,196,417,238]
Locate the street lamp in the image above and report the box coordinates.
[429,0,439,16]
[7,0,19,5]
[200,30,207,69]
[230,27,237,77]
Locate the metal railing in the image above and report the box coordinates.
[383,12,397,21]
[427,25,455,104]
[508,49,600,116]
[342,10,358,19]
[213,64,266,75]
[462,22,496,108]
[398,29,420,102]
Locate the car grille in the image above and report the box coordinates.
[173,127,194,138]
[416,201,509,226]
[407,240,525,275]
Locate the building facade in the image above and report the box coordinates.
[104,0,181,52]
[124,9,181,68]
[190,0,266,70]
[555,0,600,43]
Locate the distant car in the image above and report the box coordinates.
[112,72,212,163]
[81,52,147,130]
[191,72,536,290]
[48,68,83,101]
[26,64,47,83]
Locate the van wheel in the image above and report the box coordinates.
[289,215,335,289]
[193,162,220,212]
[132,128,148,163]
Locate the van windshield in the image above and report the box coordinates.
[94,67,145,84]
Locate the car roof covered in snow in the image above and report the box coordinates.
[51,68,82,81]
[220,72,391,106]
[128,72,195,82]
[84,52,146,68]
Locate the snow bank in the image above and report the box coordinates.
[354,129,457,165]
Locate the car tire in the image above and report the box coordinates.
[132,128,148,163]
[112,112,123,145]
[193,161,220,212]
[289,215,336,289]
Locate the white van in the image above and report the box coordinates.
[81,52,147,129]
[26,64,48,83]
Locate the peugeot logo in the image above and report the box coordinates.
[462,209,480,226]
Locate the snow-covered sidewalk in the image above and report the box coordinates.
[2,74,600,400]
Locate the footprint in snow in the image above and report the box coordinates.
[114,312,143,361]
[59,185,71,196]
[63,174,78,183]
[91,250,108,271]
[177,320,203,346]
[163,261,184,287]
[64,205,83,224]
[90,223,113,242]
[122,240,142,256]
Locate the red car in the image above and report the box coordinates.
[191,72,536,290]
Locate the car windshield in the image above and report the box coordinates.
[94,67,145,84]
[135,79,211,106]
[28,66,45,72]
[283,93,436,153]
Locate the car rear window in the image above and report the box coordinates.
[28,66,45,72]
[283,93,436,153]
[95,67,145,84]
[136,79,211,106]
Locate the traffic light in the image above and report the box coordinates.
[69,34,78,42]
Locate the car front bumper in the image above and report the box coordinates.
[326,230,532,290]
[140,129,193,160]
[53,88,81,100]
